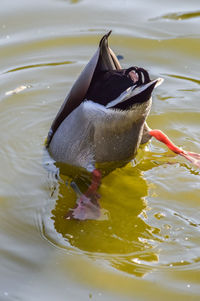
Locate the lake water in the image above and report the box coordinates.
[0,0,200,300]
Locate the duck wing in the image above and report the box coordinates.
[47,31,121,145]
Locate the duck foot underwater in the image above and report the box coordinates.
[65,170,102,220]
[46,31,200,221]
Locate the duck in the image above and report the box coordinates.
[47,31,200,220]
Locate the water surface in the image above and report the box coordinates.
[0,0,200,300]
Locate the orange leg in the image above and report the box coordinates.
[149,129,200,168]
[65,169,102,220]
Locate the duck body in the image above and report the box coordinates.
[48,98,152,170]
[47,31,159,171]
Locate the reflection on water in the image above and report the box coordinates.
[41,147,200,280]
[46,159,159,277]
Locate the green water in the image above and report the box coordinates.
[0,0,200,300]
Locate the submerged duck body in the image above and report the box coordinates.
[47,31,161,170]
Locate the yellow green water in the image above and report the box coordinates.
[0,0,200,300]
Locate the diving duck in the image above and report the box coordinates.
[47,31,200,220]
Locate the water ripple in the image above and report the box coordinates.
[151,10,200,21]
[4,61,74,74]
[164,73,200,85]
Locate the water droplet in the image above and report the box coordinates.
[163,224,171,230]
[154,212,165,219]
[5,85,29,96]
[131,258,141,264]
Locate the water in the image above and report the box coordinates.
[0,0,200,300]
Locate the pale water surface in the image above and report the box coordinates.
[0,0,200,300]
